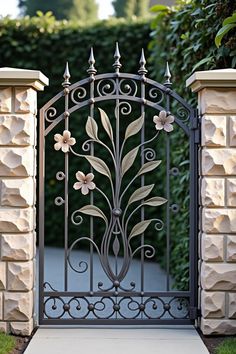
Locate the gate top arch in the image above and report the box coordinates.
[40,44,195,138]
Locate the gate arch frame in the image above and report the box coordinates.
[38,45,199,325]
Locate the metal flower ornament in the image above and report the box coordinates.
[153,111,175,132]
[73,172,96,195]
[54,130,76,153]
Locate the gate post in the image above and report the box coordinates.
[187,69,236,335]
[0,68,48,335]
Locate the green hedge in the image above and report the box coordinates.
[149,0,236,289]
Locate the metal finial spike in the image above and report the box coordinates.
[138,48,148,76]
[87,47,97,75]
[62,61,71,87]
[113,42,122,72]
[164,61,172,86]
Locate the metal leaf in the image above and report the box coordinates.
[142,196,167,207]
[137,160,161,176]
[125,113,144,141]
[121,146,139,177]
[86,116,98,140]
[128,184,154,205]
[98,108,113,142]
[112,236,120,257]
[78,205,107,224]
[129,219,153,240]
[84,155,111,180]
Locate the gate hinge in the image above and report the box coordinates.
[189,307,201,320]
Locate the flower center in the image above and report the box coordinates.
[63,139,67,143]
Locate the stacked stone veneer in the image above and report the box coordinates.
[0,69,48,335]
[187,69,236,335]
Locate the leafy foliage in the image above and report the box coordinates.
[149,0,236,290]
[18,0,98,21]
[112,0,150,18]
[215,12,236,47]
[216,338,236,354]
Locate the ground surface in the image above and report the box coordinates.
[23,327,209,354]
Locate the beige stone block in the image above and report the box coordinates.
[227,178,236,206]
[0,292,2,320]
[201,178,224,206]
[0,321,7,332]
[0,115,35,146]
[0,208,34,232]
[0,262,6,290]
[0,88,12,113]
[227,235,236,262]
[1,178,34,207]
[0,147,34,177]
[202,148,236,175]
[228,293,236,318]
[229,116,236,146]
[200,88,236,114]
[201,234,224,261]
[202,115,226,147]
[1,233,34,261]
[202,208,236,233]
[201,291,225,318]
[15,88,36,114]
[9,318,34,336]
[201,262,236,290]
[4,291,33,321]
[201,318,236,335]
[7,261,34,291]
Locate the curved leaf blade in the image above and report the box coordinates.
[79,205,107,224]
[98,108,114,142]
[128,184,154,205]
[84,155,111,180]
[121,146,139,177]
[86,116,98,140]
[129,219,153,240]
[142,196,167,207]
[125,114,144,141]
[137,160,161,176]
[215,23,236,47]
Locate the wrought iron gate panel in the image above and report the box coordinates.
[39,44,198,325]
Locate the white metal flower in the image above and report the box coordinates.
[73,171,96,195]
[153,111,175,132]
[54,130,76,153]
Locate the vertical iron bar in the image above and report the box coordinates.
[166,95,170,292]
[89,79,95,294]
[39,108,45,323]
[87,48,97,294]
[64,99,69,291]
[189,109,199,318]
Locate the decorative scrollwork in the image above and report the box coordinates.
[176,106,190,123]
[71,86,87,104]
[54,196,65,206]
[45,106,57,123]
[148,87,164,104]
[71,210,84,226]
[141,147,156,161]
[56,171,65,180]
[115,101,132,118]
[97,79,116,96]
[118,79,138,97]
[43,295,190,320]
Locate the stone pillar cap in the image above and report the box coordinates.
[0,67,49,91]
[186,68,236,92]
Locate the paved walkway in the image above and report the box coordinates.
[24,327,209,354]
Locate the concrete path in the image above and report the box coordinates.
[24,327,209,354]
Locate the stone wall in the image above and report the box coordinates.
[0,69,48,335]
[187,69,236,335]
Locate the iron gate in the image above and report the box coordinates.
[39,44,198,325]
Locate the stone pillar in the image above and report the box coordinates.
[0,68,48,335]
[187,69,236,335]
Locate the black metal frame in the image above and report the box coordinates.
[38,44,199,325]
